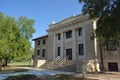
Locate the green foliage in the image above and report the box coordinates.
[0,12,35,63]
[79,0,120,47]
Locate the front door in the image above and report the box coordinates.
[108,62,118,71]
[66,49,72,60]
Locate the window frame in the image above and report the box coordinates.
[78,44,84,55]
[37,40,40,45]
[78,28,82,36]
[106,41,117,51]
[66,31,72,39]
[58,33,61,40]
[37,49,40,55]
[57,47,61,56]
[42,49,46,57]
[42,39,46,45]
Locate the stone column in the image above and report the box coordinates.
[93,20,98,57]
[61,32,64,59]
[72,29,77,60]
[53,34,56,58]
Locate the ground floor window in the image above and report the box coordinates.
[78,44,84,55]
[42,49,46,57]
[108,62,118,71]
[57,47,61,56]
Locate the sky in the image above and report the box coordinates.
[0,0,83,47]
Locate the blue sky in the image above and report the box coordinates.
[0,0,83,46]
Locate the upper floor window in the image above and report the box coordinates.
[38,40,40,45]
[78,44,84,55]
[66,31,72,39]
[106,41,116,51]
[57,47,61,56]
[58,33,61,40]
[78,28,82,36]
[37,50,40,55]
[42,49,46,57]
[42,39,46,45]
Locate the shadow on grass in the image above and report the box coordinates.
[4,74,44,80]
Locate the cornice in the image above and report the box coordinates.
[47,14,90,32]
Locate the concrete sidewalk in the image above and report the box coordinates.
[0,67,75,80]
[76,72,120,80]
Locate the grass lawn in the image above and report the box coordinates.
[8,61,33,67]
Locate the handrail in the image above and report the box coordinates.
[47,56,61,68]
[57,56,69,67]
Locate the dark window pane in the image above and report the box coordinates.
[57,47,61,56]
[42,49,46,57]
[78,44,84,55]
[37,50,40,55]
[78,28,82,36]
[42,39,46,45]
[66,31,72,38]
[106,41,116,51]
[38,41,40,45]
[58,33,61,40]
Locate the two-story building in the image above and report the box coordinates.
[33,14,120,72]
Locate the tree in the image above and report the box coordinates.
[79,0,120,45]
[0,12,35,66]
[79,0,120,71]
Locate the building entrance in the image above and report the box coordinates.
[66,49,72,60]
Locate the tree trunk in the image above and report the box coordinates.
[5,58,8,66]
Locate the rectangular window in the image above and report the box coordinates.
[78,44,84,55]
[42,39,46,45]
[57,47,61,56]
[58,33,61,40]
[38,40,40,45]
[78,28,82,36]
[66,31,72,38]
[42,49,46,57]
[37,50,40,55]
[106,41,116,51]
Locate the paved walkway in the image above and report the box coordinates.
[0,67,75,80]
[0,67,120,80]
[76,72,120,80]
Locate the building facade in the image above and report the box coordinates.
[33,14,120,72]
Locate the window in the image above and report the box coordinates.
[58,33,61,40]
[37,50,40,55]
[57,47,61,56]
[106,41,116,51]
[78,28,82,36]
[42,49,46,57]
[66,31,72,38]
[38,40,40,45]
[78,44,84,55]
[42,39,46,45]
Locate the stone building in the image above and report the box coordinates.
[33,14,120,72]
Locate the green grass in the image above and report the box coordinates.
[8,61,33,67]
